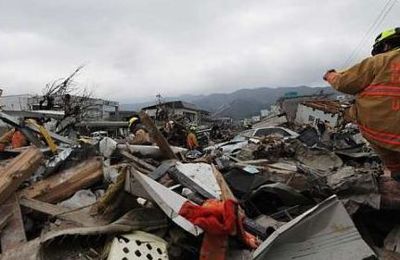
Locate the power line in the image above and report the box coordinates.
[342,0,395,67]
[353,0,398,62]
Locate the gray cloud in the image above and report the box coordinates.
[0,0,398,102]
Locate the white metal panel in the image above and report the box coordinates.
[253,195,376,260]
[175,162,222,199]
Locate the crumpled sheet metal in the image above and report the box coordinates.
[252,195,376,260]
[327,166,379,195]
[295,146,343,171]
[132,169,203,236]
[173,162,222,199]
[108,231,168,260]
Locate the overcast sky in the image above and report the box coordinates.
[0,0,398,102]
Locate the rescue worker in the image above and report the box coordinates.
[127,115,151,145]
[324,27,400,180]
[186,126,199,150]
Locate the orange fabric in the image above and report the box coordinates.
[11,131,27,148]
[200,233,228,260]
[359,124,400,146]
[360,84,400,97]
[186,132,199,150]
[180,199,237,235]
[179,199,259,249]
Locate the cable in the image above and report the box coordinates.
[342,0,394,67]
[343,0,393,66]
[359,0,398,58]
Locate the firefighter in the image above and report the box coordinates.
[186,126,199,150]
[324,27,400,180]
[127,115,151,145]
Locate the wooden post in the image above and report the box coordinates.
[139,111,178,160]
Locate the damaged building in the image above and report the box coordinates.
[142,100,209,125]
[0,94,120,121]
[0,86,398,260]
[295,99,344,127]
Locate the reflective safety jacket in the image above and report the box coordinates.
[186,132,199,150]
[330,48,400,151]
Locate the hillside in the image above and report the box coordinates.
[121,86,337,119]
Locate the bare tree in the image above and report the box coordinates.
[38,65,94,119]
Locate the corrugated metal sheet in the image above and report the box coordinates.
[252,195,376,260]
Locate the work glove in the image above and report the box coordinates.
[323,69,339,85]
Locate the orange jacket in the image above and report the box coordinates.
[330,48,400,151]
[186,132,199,150]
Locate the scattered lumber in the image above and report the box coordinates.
[0,146,43,204]
[19,157,103,203]
[20,197,103,227]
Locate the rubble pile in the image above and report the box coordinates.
[0,106,399,260]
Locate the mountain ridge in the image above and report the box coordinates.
[120,86,337,119]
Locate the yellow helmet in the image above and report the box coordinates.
[128,116,140,128]
[372,27,400,55]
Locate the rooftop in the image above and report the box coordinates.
[300,100,343,114]
[142,100,209,114]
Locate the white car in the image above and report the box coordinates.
[205,126,299,155]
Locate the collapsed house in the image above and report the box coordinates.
[295,100,344,127]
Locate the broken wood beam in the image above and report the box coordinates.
[19,157,103,203]
[0,146,43,204]
[19,198,102,227]
[139,111,178,160]
[211,164,236,201]
[0,194,27,252]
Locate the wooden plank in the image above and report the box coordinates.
[139,111,178,160]
[19,157,103,203]
[19,198,101,227]
[211,164,236,201]
[0,194,26,252]
[120,150,156,171]
[0,146,43,204]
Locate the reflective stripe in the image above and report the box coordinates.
[386,162,400,171]
[359,124,400,146]
[360,84,400,97]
